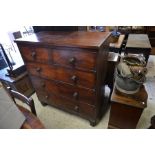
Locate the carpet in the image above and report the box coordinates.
[16,55,155,129]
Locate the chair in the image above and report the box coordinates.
[7,87,45,129]
[7,87,37,116]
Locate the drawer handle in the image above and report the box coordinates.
[36,67,41,72]
[41,82,45,87]
[74,105,79,112]
[71,75,77,83]
[45,95,49,99]
[73,92,78,100]
[31,52,36,58]
[69,57,76,65]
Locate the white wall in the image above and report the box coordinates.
[0,26,29,67]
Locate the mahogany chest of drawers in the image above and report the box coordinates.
[15,31,112,126]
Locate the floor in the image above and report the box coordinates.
[16,55,155,129]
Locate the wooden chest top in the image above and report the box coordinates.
[15,31,111,49]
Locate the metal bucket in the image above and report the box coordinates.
[115,55,147,94]
[115,69,142,94]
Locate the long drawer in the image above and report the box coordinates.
[36,90,96,119]
[27,62,96,89]
[30,75,96,105]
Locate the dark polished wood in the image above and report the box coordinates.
[37,90,96,124]
[32,26,79,33]
[19,105,45,129]
[108,85,148,129]
[15,31,112,126]
[106,52,119,92]
[18,46,49,63]
[52,48,97,71]
[125,34,152,62]
[0,68,34,97]
[30,75,95,105]
[15,31,111,49]
[27,62,96,89]
[145,26,155,47]
[19,46,97,72]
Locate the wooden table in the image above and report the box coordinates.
[125,34,152,62]
[0,68,34,97]
[108,85,148,129]
[18,105,45,129]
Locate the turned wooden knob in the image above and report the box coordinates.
[69,57,76,65]
[74,105,79,111]
[36,67,41,72]
[31,51,36,58]
[73,92,78,99]
[41,82,45,87]
[45,95,49,99]
[71,75,77,83]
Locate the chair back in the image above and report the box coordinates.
[7,87,37,116]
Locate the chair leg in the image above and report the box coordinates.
[29,99,37,116]
[148,115,155,129]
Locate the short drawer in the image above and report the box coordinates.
[18,46,49,63]
[30,76,96,105]
[36,91,79,114]
[27,62,96,89]
[52,48,97,71]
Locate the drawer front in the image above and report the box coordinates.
[27,62,96,89]
[36,91,79,114]
[19,46,49,63]
[79,102,96,119]
[36,90,96,119]
[30,76,96,105]
[52,49,97,71]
